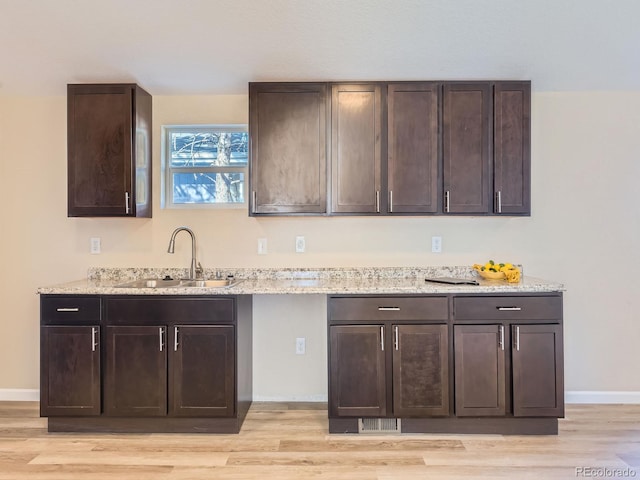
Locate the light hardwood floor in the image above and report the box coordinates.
[0,402,638,479]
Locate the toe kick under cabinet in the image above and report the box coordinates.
[327,293,564,435]
[40,295,253,433]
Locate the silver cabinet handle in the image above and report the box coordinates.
[496,191,502,213]
[375,191,380,213]
[498,307,522,311]
[378,307,400,311]
[380,326,384,351]
[56,307,79,312]
[445,190,450,213]
[252,191,257,213]
[174,326,179,352]
[389,190,393,213]
[91,327,98,352]
[499,325,504,351]
[159,327,165,352]
[125,192,130,214]
[394,326,399,351]
[515,326,520,351]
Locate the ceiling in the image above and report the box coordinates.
[1,0,638,96]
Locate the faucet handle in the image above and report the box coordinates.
[195,262,204,280]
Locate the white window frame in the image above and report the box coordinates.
[162,124,248,209]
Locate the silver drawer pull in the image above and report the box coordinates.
[497,307,522,311]
[378,307,400,311]
[56,307,80,312]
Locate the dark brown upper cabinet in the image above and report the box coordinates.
[387,83,440,214]
[248,80,530,217]
[442,82,492,214]
[249,83,328,215]
[67,84,152,217]
[493,81,531,215]
[331,83,383,214]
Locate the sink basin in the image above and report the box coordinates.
[115,278,184,288]
[115,278,242,289]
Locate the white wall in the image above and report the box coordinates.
[1,91,639,400]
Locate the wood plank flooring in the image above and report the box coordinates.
[0,402,638,479]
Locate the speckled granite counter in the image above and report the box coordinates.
[37,267,565,295]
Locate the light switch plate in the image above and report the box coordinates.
[257,238,268,255]
[295,236,305,253]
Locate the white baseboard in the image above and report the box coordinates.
[566,391,640,404]
[0,389,39,401]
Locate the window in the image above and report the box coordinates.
[163,125,248,208]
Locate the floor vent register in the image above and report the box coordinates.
[358,418,401,434]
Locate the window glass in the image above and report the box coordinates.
[164,126,248,207]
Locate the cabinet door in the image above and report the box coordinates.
[454,325,505,416]
[387,83,440,213]
[494,82,531,215]
[67,84,151,218]
[40,326,101,416]
[169,325,235,417]
[512,324,564,417]
[104,326,167,416]
[249,83,327,214]
[442,83,491,214]
[331,84,383,214]
[392,324,449,416]
[329,325,387,417]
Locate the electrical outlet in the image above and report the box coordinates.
[295,236,305,253]
[295,337,306,355]
[257,238,268,255]
[431,236,442,253]
[90,237,101,254]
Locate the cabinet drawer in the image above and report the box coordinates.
[41,296,101,324]
[329,296,448,321]
[105,297,235,325]
[454,296,562,321]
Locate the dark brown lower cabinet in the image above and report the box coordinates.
[329,323,449,418]
[170,325,235,417]
[40,326,101,416]
[329,293,563,435]
[105,325,236,418]
[454,323,564,418]
[329,325,387,417]
[104,326,167,416]
[454,325,506,416]
[392,324,449,416]
[512,324,564,417]
[40,294,252,433]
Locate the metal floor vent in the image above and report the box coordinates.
[358,418,401,434]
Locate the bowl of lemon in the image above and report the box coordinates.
[473,261,521,283]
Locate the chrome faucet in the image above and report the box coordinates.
[167,227,204,280]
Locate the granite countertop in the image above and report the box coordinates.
[37,267,565,296]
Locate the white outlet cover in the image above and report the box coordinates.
[295,236,305,253]
[90,237,101,254]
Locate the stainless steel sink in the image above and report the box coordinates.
[179,279,242,288]
[115,278,184,288]
[115,278,242,288]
